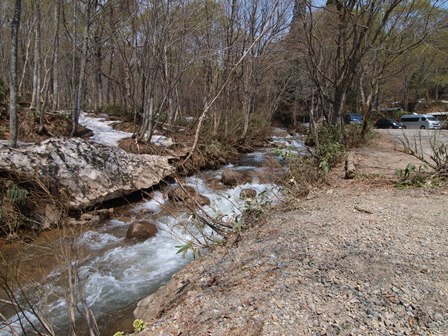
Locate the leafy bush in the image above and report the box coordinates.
[396,163,429,187]
[316,125,345,174]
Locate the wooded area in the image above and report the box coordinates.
[1,0,447,147]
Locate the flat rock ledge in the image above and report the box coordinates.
[0,138,174,209]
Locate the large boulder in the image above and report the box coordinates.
[0,138,174,209]
[126,221,158,240]
[221,169,252,186]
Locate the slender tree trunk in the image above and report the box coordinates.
[9,0,22,148]
[30,0,41,111]
[18,21,34,96]
[241,92,255,142]
[34,0,43,131]
[94,22,103,113]
[52,0,61,111]
[106,43,114,105]
[309,88,318,146]
[71,0,93,135]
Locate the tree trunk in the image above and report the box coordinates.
[34,0,43,132]
[138,91,154,142]
[71,0,92,136]
[94,22,103,113]
[9,0,22,148]
[18,21,34,96]
[52,0,61,111]
[333,87,346,128]
[309,88,318,147]
[240,92,255,142]
[30,0,41,112]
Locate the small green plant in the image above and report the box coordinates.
[175,241,202,258]
[233,220,243,232]
[397,162,416,180]
[274,147,298,160]
[6,182,28,204]
[133,319,146,332]
[396,163,429,187]
[113,332,125,336]
[175,241,193,256]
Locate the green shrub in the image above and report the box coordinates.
[6,182,28,204]
[133,319,146,332]
[396,162,430,187]
[316,125,345,174]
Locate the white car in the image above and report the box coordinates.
[400,114,440,129]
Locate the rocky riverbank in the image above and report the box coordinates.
[132,132,448,336]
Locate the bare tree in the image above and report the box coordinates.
[52,0,62,112]
[30,0,41,116]
[9,0,22,147]
[71,0,95,136]
[296,0,417,128]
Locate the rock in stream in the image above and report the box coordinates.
[0,137,175,209]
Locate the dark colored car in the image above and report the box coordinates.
[344,113,363,124]
[374,118,402,129]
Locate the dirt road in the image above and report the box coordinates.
[380,129,448,157]
[135,131,448,336]
[352,130,448,178]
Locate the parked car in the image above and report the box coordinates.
[374,118,403,129]
[399,114,440,129]
[344,113,363,124]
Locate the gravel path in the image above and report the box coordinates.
[136,133,448,336]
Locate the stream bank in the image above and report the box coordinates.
[133,133,448,336]
[0,114,306,336]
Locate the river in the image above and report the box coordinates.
[0,114,305,336]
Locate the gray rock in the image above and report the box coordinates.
[80,213,94,221]
[41,204,62,228]
[0,138,174,209]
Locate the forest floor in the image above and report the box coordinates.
[136,130,448,336]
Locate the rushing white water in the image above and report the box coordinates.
[79,113,132,146]
[0,115,303,336]
[79,112,174,147]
